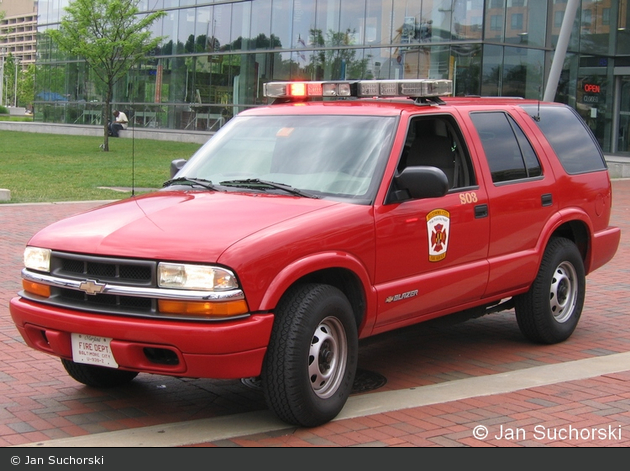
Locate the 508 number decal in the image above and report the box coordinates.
[459,192,478,205]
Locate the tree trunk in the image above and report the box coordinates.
[102,85,113,151]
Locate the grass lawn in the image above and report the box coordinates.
[0,116,34,122]
[0,131,202,203]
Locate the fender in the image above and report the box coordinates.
[535,206,593,267]
[555,207,620,274]
[258,251,378,337]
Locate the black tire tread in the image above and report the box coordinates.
[514,237,585,344]
[262,283,357,427]
[61,358,138,388]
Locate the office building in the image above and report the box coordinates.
[0,0,37,67]
[30,0,630,153]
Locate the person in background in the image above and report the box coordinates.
[109,110,128,137]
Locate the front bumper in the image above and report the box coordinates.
[10,297,274,379]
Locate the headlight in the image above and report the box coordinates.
[24,247,51,272]
[158,263,238,291]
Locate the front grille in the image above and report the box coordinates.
[46,251,157,316]
[53,252,155,286]
[60,288,154,310]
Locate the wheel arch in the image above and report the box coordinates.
[296,268,366,329]
[547,219,590,271]
[258,253,375,336]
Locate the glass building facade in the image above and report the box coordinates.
[32,0,630,153]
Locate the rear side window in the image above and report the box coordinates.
[520,104,607,174]
[470,111,542,183]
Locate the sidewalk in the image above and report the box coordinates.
[0,180,628,447]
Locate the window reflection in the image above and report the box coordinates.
[340,0,366,44]
[618,0,630,54]
[251,0,273,50]
[33,0,607,134]
[453,0,483,40]
[272,0,293,50]
[503,47,544,99]
[231,1,251,51]
[581,0,612,54]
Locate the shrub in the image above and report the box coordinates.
[0,106,9,114]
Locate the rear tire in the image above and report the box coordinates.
[61,359,138,388]
[515,237,585,344]
[262,283,358,427]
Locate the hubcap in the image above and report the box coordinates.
[549,261,578,323]
[308,317,348,399]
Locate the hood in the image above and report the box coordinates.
[28,190,339,262]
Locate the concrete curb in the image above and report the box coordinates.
[0,121,212,144]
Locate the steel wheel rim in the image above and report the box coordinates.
[549,261,578,323]
[308,316,348,399]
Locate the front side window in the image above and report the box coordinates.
[470,111,542,183]
[399,115,477,190]
[174,114,397,203]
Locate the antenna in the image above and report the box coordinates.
[130,78,136,197]
[534,84,542,122]
[131,110,135,197]
[532,71,542,122]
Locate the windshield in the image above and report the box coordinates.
[174,114,397,203]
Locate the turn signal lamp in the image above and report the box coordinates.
[22,280,51,298]
[158,299,249,318]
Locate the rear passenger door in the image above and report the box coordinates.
[467,110,557,298]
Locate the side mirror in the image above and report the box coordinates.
[388,166,449,203]
[170,159,187,178]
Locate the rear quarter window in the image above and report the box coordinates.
[520,104,607,174]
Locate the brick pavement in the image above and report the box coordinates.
[1,179,629,447]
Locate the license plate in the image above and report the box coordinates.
[71,333,118,368]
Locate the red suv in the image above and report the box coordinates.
[10,79,620,427]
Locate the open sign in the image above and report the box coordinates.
[584,83,601,93]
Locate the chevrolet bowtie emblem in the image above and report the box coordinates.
[78,279,107,295]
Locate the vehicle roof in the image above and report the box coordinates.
[240,96,563,117]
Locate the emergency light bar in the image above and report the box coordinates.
[263,79,453,100]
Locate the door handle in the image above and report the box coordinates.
[474,204,488,218]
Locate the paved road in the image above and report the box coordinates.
[1,180,629,447]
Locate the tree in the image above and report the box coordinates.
[19,64,35,110]
[307,28,370,81]
[47,0,165,151]
[3,54,16,107]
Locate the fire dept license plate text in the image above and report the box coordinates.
[71,333,118,368]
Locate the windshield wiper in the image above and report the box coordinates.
[219,179,318,198]
[163,177,216,190]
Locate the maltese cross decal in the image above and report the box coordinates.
[426,209,450,262]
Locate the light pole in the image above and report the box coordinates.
[14,57,19,107]
[0,53,4,107]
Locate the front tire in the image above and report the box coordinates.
[262,284,358,427]
[515,237,585,344]
[61,359,138,388]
